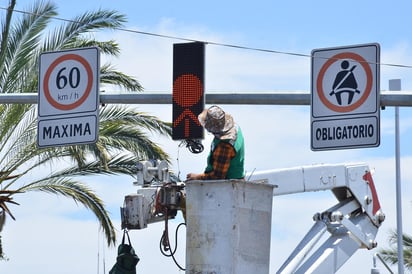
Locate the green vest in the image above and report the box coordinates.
[205,126,245,179]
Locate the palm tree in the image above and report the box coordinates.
[0,0,172,258]
[379,231,412,271]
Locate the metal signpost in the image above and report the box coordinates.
[390,79,405,274]
[311,43,380,151]
[37,47,100,147]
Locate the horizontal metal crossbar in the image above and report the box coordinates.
[0,91,411,106]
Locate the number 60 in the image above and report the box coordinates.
[56,67,80,89]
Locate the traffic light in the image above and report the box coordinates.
[172,42,205,140]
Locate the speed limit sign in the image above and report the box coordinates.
[38,47,99,116]
[38,47,100,147]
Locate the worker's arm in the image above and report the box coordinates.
[186,142,235,180]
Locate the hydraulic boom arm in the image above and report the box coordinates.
[249,162,385,274]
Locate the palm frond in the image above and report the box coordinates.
[99,105,172,135]
[63,38,121,56]
[18,177,115,246]
[42,9,126,53]
[97,105,171,160]
[0,104,32,148]
[0,0,16,81]
[3,1,57,93]
[0,1,173,255]
[100,64,143,91]
[379,230,412,270]
[0,105,37,170]
[38,154,138,179]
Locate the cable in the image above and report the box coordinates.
[96,228,106,274]
[159,208,186,270]
[2,6,412,69]
[97,230,100,274]
[179,139,204,154]
[176,143,182,181]
[159,222,186,270]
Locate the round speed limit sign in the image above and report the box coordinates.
[38,47,99,117]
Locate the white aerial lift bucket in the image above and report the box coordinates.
[185,179,274,274]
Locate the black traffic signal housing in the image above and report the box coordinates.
[172,42,205,140]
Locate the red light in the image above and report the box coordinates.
[173,74,203,107]
[172,43,205,140]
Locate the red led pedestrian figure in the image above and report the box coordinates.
[172,42,205,140]
[173,74,203,138]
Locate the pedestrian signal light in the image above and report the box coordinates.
[172,42,205,140]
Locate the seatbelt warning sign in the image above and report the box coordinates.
[311,43,380,151]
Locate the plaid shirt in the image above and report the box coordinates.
[200,141,236,180]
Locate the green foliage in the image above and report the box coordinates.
[379,230,412,271]
[0,0,172,259]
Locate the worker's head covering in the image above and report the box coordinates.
[198,105,236,140]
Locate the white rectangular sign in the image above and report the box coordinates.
[37,47,99,147]
[311,43,380,151]
[38,115,98,147]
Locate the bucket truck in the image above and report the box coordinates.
[120,161,385,274]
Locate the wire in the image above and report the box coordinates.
[176,143,182,181]
[159,207,186,270]
[2,6,412,69]
[97,230,100,274]
[246,167,256,181]
[179,139,204,154]
[96,227,106,274]
[159,221,186,271]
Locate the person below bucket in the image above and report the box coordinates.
[186,105,245,181]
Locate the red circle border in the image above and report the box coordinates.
[316,52,373,113]
[43,53,93,111]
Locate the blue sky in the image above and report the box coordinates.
[2,0,412,273]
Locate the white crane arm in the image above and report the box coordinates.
[248,162,385,273]
[248,162,384,227]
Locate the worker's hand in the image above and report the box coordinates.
[186,173,201,181]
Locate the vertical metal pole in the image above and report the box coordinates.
[389,79,404,274]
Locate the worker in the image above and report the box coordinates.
[186,105,245,181]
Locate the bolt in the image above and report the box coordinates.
[369,240,378,249]
[376,211,386,224]
[365,196,372,205]
[313,212,321,221]
[331,211,343,222]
